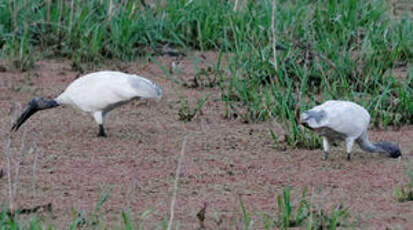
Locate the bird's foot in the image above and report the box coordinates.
[322,152,329,161]
[97,132,107,138]
[98,124,107,137]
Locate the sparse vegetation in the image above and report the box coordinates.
[269,187,351,229]
[395,168,413,202]
[0,205,156,230]
[227,187,352,229]
[0,187,352,229]
[275,187,310,228]
[178,95,209,122]
[306,203,351,230]
[395,184,413,202]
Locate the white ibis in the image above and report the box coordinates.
[11,71,162,137]
[300,100,401,160]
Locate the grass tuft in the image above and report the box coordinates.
[178,95,209,122]
[395,168,413,202]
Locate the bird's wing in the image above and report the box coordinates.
[320,101,370,137]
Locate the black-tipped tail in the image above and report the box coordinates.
[357,132,402,158]
[374,141,402,158]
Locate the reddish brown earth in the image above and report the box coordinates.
[0,55,412,229]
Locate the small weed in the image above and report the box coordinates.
[283,120,322,149]
[395,184,413,202]
[275,187,309,229]
[395,168,413,202]
[121,207,135,230]
[269,128,287,151]
[239,198,253,230]
[68,187,111,229]
[178,95,209,122]
[184,67,219,88]
[307,203,351,230]
[234,187,352,230]
[89,187,112,226]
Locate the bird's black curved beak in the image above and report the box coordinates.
[11,100,39,132]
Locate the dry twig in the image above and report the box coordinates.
[167,136,188,230]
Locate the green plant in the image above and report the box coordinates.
[178,95,209,122]
[239,198,252,230]
[275,187,309,229]
[395,168,413,202]
[0,190,156,229]
[306,203,351,230]
[395,184,413,202]
[68,187,111,229]
[254,187,353,229]
[2,30,37,71]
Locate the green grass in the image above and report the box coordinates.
[229,187,352,229]
[178,94,209,122]
[0,0,412,148]
[0,187,352,229]
[395,168,413,202]
[0,190,156,230]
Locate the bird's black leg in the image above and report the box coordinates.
[97,124,107,137]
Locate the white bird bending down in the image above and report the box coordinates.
[299,100,401,160]
[11,71,162,137]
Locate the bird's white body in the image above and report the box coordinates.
[302,100,370,141]
[56,71,161,113]
[300,100,401,160]
[53,71,162,136]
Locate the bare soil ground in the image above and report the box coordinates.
[0,55,412,229]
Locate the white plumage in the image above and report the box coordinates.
[12,71,162,137]
[300,100,401,160]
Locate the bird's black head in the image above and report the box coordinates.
[375,141,402,158]
[11,97,59,132]
[299,110,326,130]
